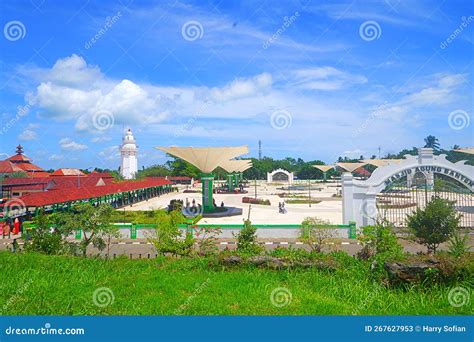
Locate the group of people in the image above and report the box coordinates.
[0,217,22,238]
[278,202,287,214]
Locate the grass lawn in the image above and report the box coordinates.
[0,252,471,315]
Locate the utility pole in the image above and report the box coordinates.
[258,140,262,160]
[378,146,381,159]
[308,178,311,207]
[254,178,257,199]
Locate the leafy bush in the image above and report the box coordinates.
[448,230,470,258]
[149,210,194,257]
[193,226,222,256]
[23,210,64,255]
[299,217,335,252]
[406,197,461,253]
[235,219,263,255]
[357,220,403,261]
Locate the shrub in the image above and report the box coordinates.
[235,219,263,255]
[299,217,335,253]
[406,197,461,254]
[357,220,403,261]
[23,210,64,255]
[193,226,222,256]
[448,230,470,258]
[242,197,271,205]
[149,210,194,257]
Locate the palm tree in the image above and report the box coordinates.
[424,135,440,150]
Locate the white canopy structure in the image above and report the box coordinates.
[156,146,249,213]
[454,147,474,155]
[336,162,367,172]
[220,159,252,172]
[313,165,335,172]
[362,159,402,167]
[157,146,249,173]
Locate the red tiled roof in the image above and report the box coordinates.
[51,168,85,176]
[28,171,50,177]
[88,171,114,178]
[0,161,24,173]
[13,162,44,172]
[6,154,32,162]
[167,176,192,180]
[1,177,50,186]
[13,178,172,207]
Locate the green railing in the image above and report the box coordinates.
[18,221,357,239]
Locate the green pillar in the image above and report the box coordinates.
[227,174,234,191]
[201,173,214,213]
[323,171,327,182]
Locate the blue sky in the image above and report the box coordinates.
[0,0,473,170]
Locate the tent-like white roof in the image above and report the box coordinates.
[220,159,252,172]
[336,162,367,172]
[454,147,474,155]
[157,146,249,173]
[362,159,402,167]
[313,165,334,172]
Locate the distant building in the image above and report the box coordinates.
[120,129,138,179]
[0,145,49,178]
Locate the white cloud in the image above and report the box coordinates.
[49,154,64,161]
[30,55,169,132]
[91,136,112,143]
[59,138,88,151]
[98,146,120,161]
[287,67,367,91]
[207,73,272,102]
[18,129,38,141]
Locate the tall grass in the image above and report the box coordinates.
[0,252,470,315]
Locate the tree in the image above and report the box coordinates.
[406,197,461,253]
[423,135,440,150]
[52,203,115,257]
[299,217,335,252]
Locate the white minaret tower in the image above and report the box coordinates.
[120,128,138,179]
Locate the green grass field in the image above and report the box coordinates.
[0,252,471,315]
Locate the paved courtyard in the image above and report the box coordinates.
[125,180,343,225]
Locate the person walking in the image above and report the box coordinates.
[13,217,20,235]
